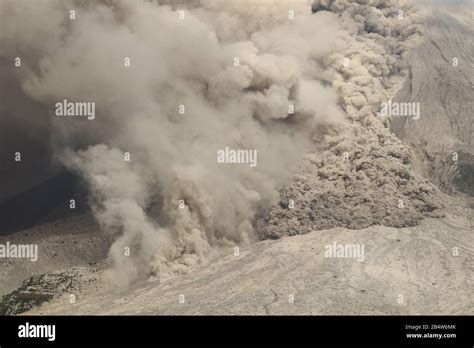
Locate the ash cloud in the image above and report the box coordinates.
[259,0,444,238]
[0,0,442,285]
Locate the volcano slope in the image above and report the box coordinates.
[391,7,474,196]
[26,213,473,315]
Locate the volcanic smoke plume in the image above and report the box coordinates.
[0,0,442,285]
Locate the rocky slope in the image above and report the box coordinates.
[391,8,474,195]
[26,212,473,315]
[0,211,109,296]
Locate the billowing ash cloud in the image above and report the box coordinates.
[259,0,444,239]
[0,0,442,285]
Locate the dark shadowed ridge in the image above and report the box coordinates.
[0,171,85,235]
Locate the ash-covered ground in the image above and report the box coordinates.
[0,0,472,315]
